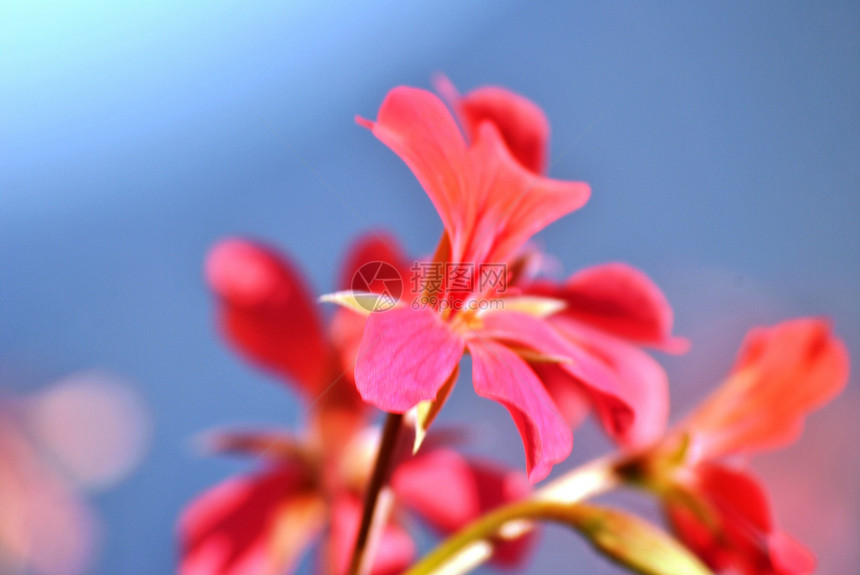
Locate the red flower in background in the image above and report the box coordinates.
[180,234,534,575]
[352,81,685,482]
[645,318,850,575]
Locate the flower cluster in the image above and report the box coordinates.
[182,78,850,575]
[180,234,533,575]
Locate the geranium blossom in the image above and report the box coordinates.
[352,82,685,482]
[437,77,687,448]
[181,234,533,575]
[631,318,849,575]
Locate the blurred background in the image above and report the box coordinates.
[2,1,858,573]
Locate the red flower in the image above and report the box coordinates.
[651,318,849,575]
[680,318,848,461]
[439,78,688,449]
[354,82,684,481]
[181,234,534,575]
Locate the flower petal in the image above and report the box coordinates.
[478,311,634,440]
[467,338,572,483]
[327,231,413,387]
[392,448,536,567]
[466,122,590,266]
[685,318,849,460]
[665,500,732,573]
[551,318,669,447]
[436,75,550,174]
[668,464,815,575]
[529,362,592,429]
[206,239,329,396]
[354,307,464,412]
[358,87,468,250]
[530,263,687,352]
[361,87,589,268]
[697,464,772,533]
[179,466,323,575]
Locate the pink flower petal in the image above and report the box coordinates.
[478,311,634,440]
[392,448,536,567]
[465,122,590,266]
[179,466,322,575]
[360,87,589,268]
[206,239,330,396]
[328,307,367,387]
[685,318,850,459]
[467,337,572,483]
[551,318,669,447]
[529,362,592,430]
[355,307,464,412]
[330,231,413,390]
[436,75,549,174]
[358,87,468,252]
[530,263,687,352]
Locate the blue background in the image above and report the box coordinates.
[2,1,858,573]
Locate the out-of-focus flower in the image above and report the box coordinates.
[624,318,849,575]
[752,395,860,575]
[181,234,533,575]
[349,82,684,482]
[182,427,532,575]
[0,373,150,575]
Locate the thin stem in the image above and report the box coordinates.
[347,412,404,575]
[405,500,600,575]
[404,455,621,575]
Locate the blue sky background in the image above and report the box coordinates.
[2,1,858,573]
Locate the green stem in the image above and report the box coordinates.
[405,501,595,575]
[347,412,404,575]
[404,456,620,575]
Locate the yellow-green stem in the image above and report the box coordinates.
[404,456,620,575]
